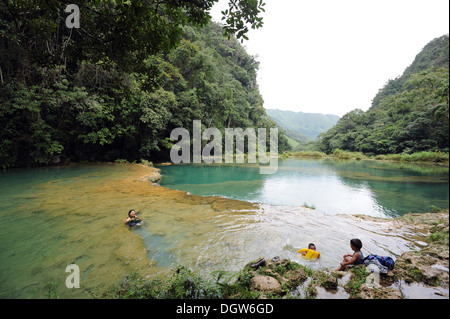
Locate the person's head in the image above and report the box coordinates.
[308,243,316,251]
[350,238,362,251]
[128,209,136,218]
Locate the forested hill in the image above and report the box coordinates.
[371,35,449,109]
[317,35,449,155]
[266,109,339,140]
[0,6,289,168]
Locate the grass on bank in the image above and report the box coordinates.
[288,149,449,163]
[108,267,261,299]
[373,151,449,163]
[106,262,314,300]
[103,261,373,300]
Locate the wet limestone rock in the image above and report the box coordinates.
[394,247,449,287]
[242,257,310,297]
[384,211,449,288]
[250,275,282,295]
[359,284,403,299]
[139,167,162,184]
[321,273,339,290]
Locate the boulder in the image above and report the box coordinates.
[359,284,403,299]
[322,274,338,290]
[250,275,282,295]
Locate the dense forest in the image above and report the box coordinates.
[317,35,449,155]
[0,0,289,169]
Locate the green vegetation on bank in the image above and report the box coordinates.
[372,151,449,163]
[286,149,449,164]
[105,259,320,299]
[316,35,449,156]
[273,36,449,159]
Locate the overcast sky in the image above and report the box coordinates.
[210,0,449,116]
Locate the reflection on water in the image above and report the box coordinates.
[159,158,449,217]
[0,161,448,298]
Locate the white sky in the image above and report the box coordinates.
[210,0,449,116]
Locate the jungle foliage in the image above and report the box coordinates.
[317,35,449,156]
[0,0,289,168]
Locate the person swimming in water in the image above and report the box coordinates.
[125,209,143,227]
[300,243,317,255]
[298,243,320,259]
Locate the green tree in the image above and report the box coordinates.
[1,3,292,168]
[317,35,449,156]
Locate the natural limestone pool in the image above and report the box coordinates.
[0,159,447,298]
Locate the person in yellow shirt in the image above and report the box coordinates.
[298,243,320,259]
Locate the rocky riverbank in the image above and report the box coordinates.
[140,167,162,184]
[238,211,448,299]
[109,209,448,299]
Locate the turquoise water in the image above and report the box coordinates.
[0,164,163,298]
[159,158,449,218]
[0,160,448,298]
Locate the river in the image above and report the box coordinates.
[159,158,449,217]
[0,159,448,298]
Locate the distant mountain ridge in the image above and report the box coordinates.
[265,109,340,140]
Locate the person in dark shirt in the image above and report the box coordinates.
[334,238,364,271]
